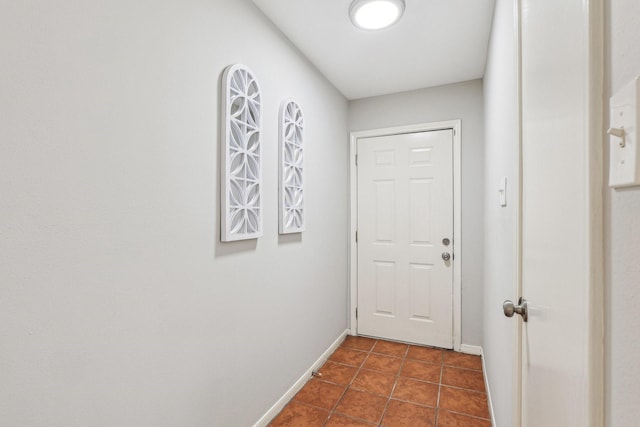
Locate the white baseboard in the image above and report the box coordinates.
[253,329,349,427]
[459,344,482,355]
[458,345,496,426]
[476,346,496,427]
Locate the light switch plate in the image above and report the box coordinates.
[609,75,640,188]
[499,177,507,207]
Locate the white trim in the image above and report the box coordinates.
[457,346,496,426]
[587,0,604,425]
[348,120,462,351]
[513,1,523,426]
[479,347,497,427]
[459,344,482,356]
[253,329,349,427]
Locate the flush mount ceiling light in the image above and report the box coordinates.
[349,0,406,30]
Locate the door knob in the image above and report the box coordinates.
[442,252,451,261]
[503,297,528,322]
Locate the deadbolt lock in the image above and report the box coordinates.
[442,238,450,246]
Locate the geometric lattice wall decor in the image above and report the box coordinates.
[221,64,263,241]
[278,99,305,234]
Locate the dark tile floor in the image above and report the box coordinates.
[269,336,491,427]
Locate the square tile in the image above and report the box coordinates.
[269,338,493,427]
[351,369,396,396]
[436,410,492,427]
[318,361,359,386]
[329,347,368,367]
[381,399,435,427]
[400,359,441,383]
[439,386,490,419]
[441,366,486,392]
[407,345,443,364]
[372,340,409,358]
[391,377,439,407]
[362,353,403,375]
[335,389,388,424]
[325,414,376,426]
[341,335,377,352]
[293,379,346,410]
[269,401,329,427]
[442,351,483,371]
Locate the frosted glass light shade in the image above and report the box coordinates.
[349,0,405,30]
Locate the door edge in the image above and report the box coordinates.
[515,0,605,425]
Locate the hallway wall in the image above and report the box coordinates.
[0,1,348,426]
[348,80,485,347]
[481,0,519,425]
[605,0,640,424]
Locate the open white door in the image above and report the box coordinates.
[510,0,604,426]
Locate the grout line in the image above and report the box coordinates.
[379,345,418,425]
[433,352,444,427]
[322,338,370,426]
[438,408,492,421]
[324,339,378,426]
[441,363,484,372]
[377,345,409,426]
[439,384,488,394]
[282,338,489,427]
[332,414,378,426]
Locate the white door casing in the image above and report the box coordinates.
[349,121,462,351]
[356,130,453,348]
[515,0,604,426]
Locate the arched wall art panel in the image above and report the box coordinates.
[279,99,305,234]
[221,64,263,241]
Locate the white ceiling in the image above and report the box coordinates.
[252,0,496,100]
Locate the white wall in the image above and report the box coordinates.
[349,80,485,347]
[482,0,518,425]
[605,0,640,424]
[0,1,348,426]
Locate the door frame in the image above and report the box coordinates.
[348,120,462,351]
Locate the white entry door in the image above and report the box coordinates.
[356,130,453,348]
[514,0,603,425]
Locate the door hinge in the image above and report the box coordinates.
[355,154,358,166]
[355,230,358,243]
[355,307,358,319]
